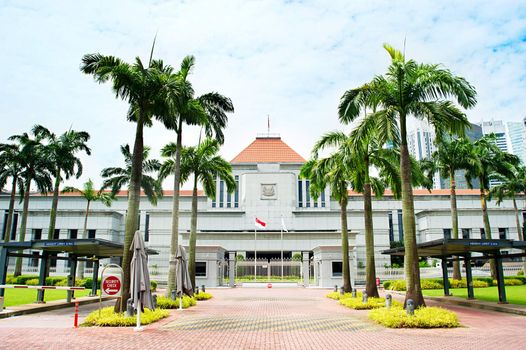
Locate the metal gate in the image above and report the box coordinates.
[236,258,302,282]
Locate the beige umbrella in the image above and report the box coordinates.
[130,230,153,330]
[175,244,194,308]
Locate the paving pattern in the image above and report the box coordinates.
[1,287,526,349]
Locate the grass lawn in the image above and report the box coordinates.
[3,288,92,307]
[422,285,526,306]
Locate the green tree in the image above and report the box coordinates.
[489,165,526,275]
[62,179,113,278]
[0,143,24,242]
[101,144,162,205]
[81,48,172,311]
[32,125,91,239]
[300,152,355,292]
[175,138,235,287]
[9,130,53,276]
[158,56,234,294]
[338,44,477,307]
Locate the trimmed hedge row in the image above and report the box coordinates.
[384,276,525,291]
[369,306,460,328]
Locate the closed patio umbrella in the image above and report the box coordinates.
[175,245,193,309]
[130,230,153,330]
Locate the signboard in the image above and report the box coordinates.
[102,275,122,296]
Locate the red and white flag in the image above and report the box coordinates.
[255,217,266,229]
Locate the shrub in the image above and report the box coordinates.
[16,275,39,284]
[46,276,67,286]
[77,278,100,289]
[387,280,407,291]
[150,280,157,292]
[494,278,523,286]
[82,306,169,327]
[472,280,489,288]
[369,306,460,328]
[25,278,40,286]
[6,275,18,284]
[157,295,196,309]
[449,279,466,289]
[194,292,212,300]
[518,270,524,276]
[326,292,358,300]
[383,281,392,290]
[505,276,526,284]
[339,297,402,310]
[420,280,442,290]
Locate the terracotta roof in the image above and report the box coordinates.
[231,137,306,164]
[348,189,482,196]
[29,190,202,197]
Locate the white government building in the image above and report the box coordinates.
[1,134,524,287]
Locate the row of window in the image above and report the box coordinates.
[443,227,509,240]
[212,175,240,208]
[298,179,326,208]
[30,228,97,240]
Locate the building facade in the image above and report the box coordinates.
[1,135,524,286]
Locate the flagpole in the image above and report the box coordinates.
[281,226,283,280]
[254,225,257,282]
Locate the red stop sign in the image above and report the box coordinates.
[102,275,121,296]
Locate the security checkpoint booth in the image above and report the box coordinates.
[194,246,227,288]
[0,238,158,306]
[312,245,356,288]
[382,238,526,304]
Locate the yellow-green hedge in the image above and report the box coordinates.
[326,291,360,300]
[369,306,460,328]
[339,296,402,310]
[157,295,197,309]
[194,292,213,300]
[82,307,169,327]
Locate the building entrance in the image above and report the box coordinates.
[236,251,303,283]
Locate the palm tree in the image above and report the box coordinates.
[301,152,355,292]
[101,144,162,205]
[62,179,113,278]
[489,165,526,275]
[81,48,173,311]
[427,136,474,280]
[32,125,91,239]
[466,134,520,279]
[9,131,53,276]
[173,138,235,287]
[338,44,477,307]
[0,143,24,242]
[158,56,234,294]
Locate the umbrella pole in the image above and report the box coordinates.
[134,299,143,332]
[179,294,183,310]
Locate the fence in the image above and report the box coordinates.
[235,258,302,282]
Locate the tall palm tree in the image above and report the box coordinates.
[81,48,173,310]
[466,134,520,279]
[63,179,113,278]
[101,144,162,205]
[338,44,477,307]
[489,165,526,274]
[158,56,234,294]
[32,125,91,239]
[0,143,24,242]
[172,138,235,287]
[9,131,53,276]
[301,152,356,292]
[427,136,474,280]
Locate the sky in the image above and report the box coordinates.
[0,0,525,190]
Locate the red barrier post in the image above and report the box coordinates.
[74,301,79,328]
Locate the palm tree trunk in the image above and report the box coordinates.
[479,186,497,279]
[117,118,144,312]
[340,197,352,292]
[189,173,198,288]
[168,118,183,295]
[364,163,379,297]
[14,178,31,277]
[400,115,425,307]
[77,200,91,280]
[3,178,17,242]
[450,172,461,280]
[47,168,61,239]
[511,197,526,275]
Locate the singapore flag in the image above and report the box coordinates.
[255,217,267,229]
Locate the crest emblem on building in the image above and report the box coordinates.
[261,184,277,200]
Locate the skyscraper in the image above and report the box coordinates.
[507,118,526,165]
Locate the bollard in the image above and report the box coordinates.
[406,299,415,315]
[385,294,392,308]
[126,298,135,317]
[0,296,3,311]
[196,286,199,294]
[171,290,177,301]
[362,292,368,304]
[201,285,206,293]
[334,285,338,292]
[73,301,79,328]
[339,286,345,296]
[351,288,357,298]
[152,294,158,310]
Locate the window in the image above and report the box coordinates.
[388,213,394,242]
[332,261,343,277]
[195,262,207,277]
[2,212,7,240]
[88,229,96,239]
[462,228,470,239]
[305,180,311,207]
[50,253,57,268]
[480,228,486,239]
[30,251,39,267]
[397,210,403,241]
[86,260,94,268]
[298,179,303,207]
[33,228,42,241]
[53,229,60,239]
[144,214,150,242]
[227,191,231,208]
[314,200,318,208]
[499,228,508,239]
[219,181,224,208]
[69,229,78,239]
[10,213,18,241]
[234,175,239,208]
[443,228,452,239]
[321,190,326,208]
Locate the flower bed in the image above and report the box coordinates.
[157,295,197,309]
[369,306,460,328]
[82,307,169,327]
[194,292,213,300]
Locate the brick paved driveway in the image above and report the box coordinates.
[1,287,526,349]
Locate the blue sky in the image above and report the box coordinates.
[1,0,525,188]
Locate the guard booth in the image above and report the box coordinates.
[312,245,355,288]
[0,238,157,304]
[194,246,227,287]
